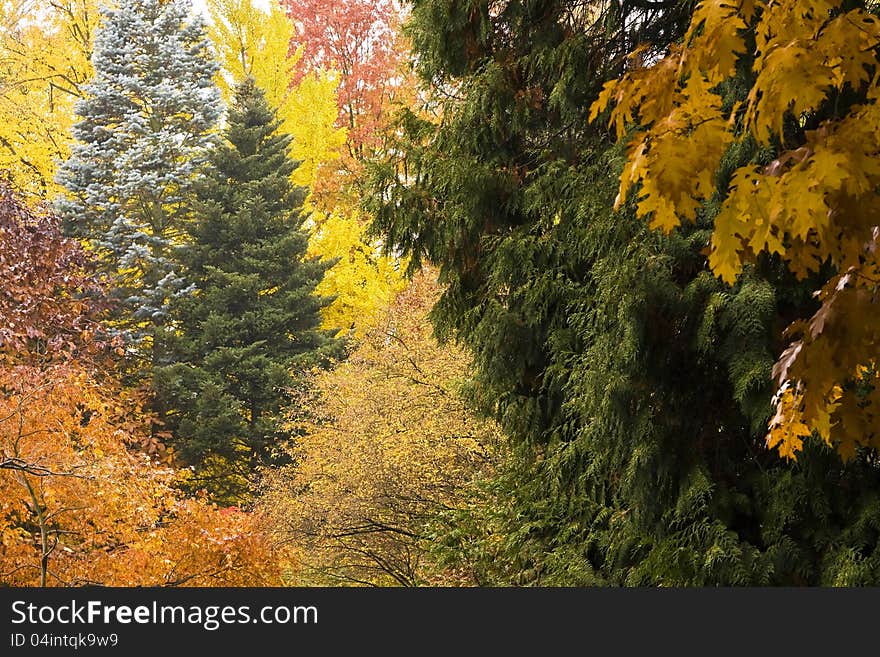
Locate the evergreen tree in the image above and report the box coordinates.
[369,0,880,585]
[155,78,341,502]
[55,0,222,363]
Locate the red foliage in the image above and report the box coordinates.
[282,0,407,157]
[0,182,103,361]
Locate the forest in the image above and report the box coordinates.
[2,0,880,587]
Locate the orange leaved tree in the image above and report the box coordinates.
[0,183,285,586]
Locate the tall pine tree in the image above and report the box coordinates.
[55,0,222,367]
[155,78,341,502]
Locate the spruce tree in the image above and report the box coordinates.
[370,0,880,585]
[55,0,222,363]
[155,78,341,502]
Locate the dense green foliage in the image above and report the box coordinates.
[155,78,341,502]
[368,0,880,584]
[11,0,880,588]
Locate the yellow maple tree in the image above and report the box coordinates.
[0,0,99,199]
[260,269,500,585]
[206,0,345,196]
[307,210,407,337]
[591,0,880,460]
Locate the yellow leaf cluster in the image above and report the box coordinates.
[592,9,737,232]
[591,0,880,460]
[208,0,297,108]
[307,210,407,337]
[260,269,501,585]
[766,386,818,460]
[285,71,346,196]
[206,0,346,200]
[0,0,99,199]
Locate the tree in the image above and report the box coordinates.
[0,183,283,587]
[0,0,99,199]
[367,0,880,585]
[0,182,101,361]
[207,0,406,338]
[260,269,499,586]
[282,0,409,164]
[154,77,341,503]
[306,209,407,337]
[205,0,345,197]
[591,0,880,461]
[0,364,285,587]
[54,0,222,365]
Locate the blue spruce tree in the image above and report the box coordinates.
[56,0,222,370]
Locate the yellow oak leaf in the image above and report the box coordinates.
[685,0,747,84]
[766,388,812,460]
[748,41,835,143]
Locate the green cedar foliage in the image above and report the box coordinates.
[369,0,880,585]
[155,78,342,503]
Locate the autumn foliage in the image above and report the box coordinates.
[207,0,406,338]
[11,0,880,592]
[0,0,98,199]
[1,365,282,586]
[261,270,499,586]
[0,185,284,586]
[0,185,100,360]
[283,0,408,160]
[591,0,880,460]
